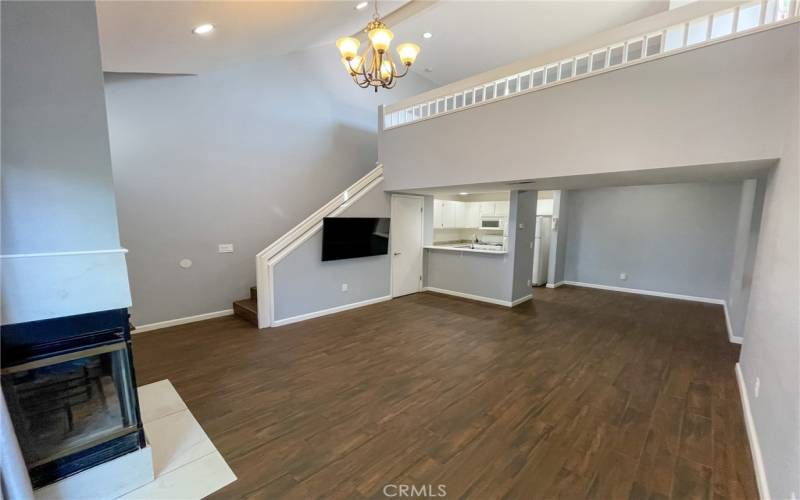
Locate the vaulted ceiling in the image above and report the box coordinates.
[97,1,407,74]
[97,0,669,87]
[390,1,669,85]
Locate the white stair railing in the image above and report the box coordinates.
[255,164,384,328]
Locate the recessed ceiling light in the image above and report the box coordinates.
[192,23,214,35]
[423,32,433,39]
[355,1,369,9]
[459,192,469,195]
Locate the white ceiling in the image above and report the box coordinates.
[97,1,669,82]
[392,1,670,86]
[97,1,407,74]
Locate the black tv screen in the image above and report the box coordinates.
[321,217,390,261]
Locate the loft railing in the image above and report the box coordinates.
[255,164,384,328]
[382,0,798,130]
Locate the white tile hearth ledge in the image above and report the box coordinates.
[34,380,236,500]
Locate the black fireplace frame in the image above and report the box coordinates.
[1,308,146,489]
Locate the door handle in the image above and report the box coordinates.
[393,252,402,256]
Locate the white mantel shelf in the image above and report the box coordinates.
[424,245,508,255]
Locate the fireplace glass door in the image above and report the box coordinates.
[1,342,139,469]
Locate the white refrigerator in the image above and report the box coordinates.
[532,215,552,286]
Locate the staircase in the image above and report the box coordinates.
[232,164,385,328]
[233,286,258,326]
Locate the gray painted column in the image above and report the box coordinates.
[547,190,569,286]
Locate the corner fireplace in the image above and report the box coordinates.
[1,309,145,489]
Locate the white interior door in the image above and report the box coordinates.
[391,195,424,297]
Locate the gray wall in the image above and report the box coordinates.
[104,45,433,326]
[563,182,742,300]
[422,195,434,246]
[1,1,131,324]
[2,1,121,254]
[424,250,513,302]
[548,190,569,285]
[511,190,537,301]
[379,24,796,192]
[272,183,390,321]
[727,177,767,339]
[738,28,799,497]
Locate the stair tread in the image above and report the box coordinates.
[233,298,257,313]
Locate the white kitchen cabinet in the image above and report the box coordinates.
[465,202,480,228]
[434,200,491,228]
[455,202,469,228]
[494,201,510,216]
[433,200,444,228]
[443,200,458,228]
[433,199,458,228]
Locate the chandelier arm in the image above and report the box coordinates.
[359,44,372,78]
[353,69,371,87]
[363,46,376,82]
[377,51,391,87]
[393,63,411,79]
[352,73,370,88]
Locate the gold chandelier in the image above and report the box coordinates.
[336,0,420,92]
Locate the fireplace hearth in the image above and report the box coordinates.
[1,309,145,489]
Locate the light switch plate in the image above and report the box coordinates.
[218,243,234,253]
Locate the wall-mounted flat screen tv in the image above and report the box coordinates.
[321,217,390,261]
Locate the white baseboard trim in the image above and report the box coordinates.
[559,281,742,345]
[511,294,533,307]
[424,287,512,307]
[545,281,565,289]
[735,363,770,500]
[133,309,234,333]
[724,303,743,344]
[560,281,725,305]
[272,295,392,327]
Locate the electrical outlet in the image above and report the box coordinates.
[619,272,628,281]
[218,243,234,253]
[341,283,348,292]
[754,377,760,398]
[527,280,532,287]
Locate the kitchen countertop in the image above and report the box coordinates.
[424,244,508,255]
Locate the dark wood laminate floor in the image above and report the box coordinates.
[133,286,758,500]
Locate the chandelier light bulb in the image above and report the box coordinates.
[336,37,360,59]
[342,55,363,75]
[396,43,420,66]
[368,28,394,53]
[379,60,393,80]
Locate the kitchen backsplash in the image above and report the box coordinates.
[433,228,506,244]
